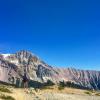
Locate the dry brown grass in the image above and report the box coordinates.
[0,85,100,100]
[38,85,86,95]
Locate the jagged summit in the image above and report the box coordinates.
[0,50,38,59]
[15,50,39,64]
[0,50,100,90]
[15,50,34,57]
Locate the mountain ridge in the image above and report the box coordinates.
[0,50,100,90]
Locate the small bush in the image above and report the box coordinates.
[84,91,91,95]
[58,81,89,90]
[58,81,65,90]
[58,86,64,90]
[44,80,55,86]
[0,86,12,93]
[95,93,100,96]
[0,95,15,100]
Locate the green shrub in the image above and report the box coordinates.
[45,80,55,86]
[58,81,65,90]
[95,93,100,96]
[58,81,89,90]
[58,85,64,90]
[59,81,65,87]
[0,86,12,93]
[84,91,91,95]
[0,95,15,100]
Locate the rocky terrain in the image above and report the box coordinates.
[0,50,100,90]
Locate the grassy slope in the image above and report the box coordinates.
[0,85,100,100]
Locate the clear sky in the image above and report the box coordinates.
[0,0,100,70]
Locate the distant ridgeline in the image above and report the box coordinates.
[0,50,100,90]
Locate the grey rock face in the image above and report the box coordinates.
[0,58,19,84]
[0,50,100,90]
[58,68,100,90]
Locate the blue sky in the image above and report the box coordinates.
[0,0,100,70]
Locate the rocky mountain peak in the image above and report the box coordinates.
[0,50,100,90]
[16,50,33,57]
[15,50,38,61]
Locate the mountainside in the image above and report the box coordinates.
[0,50,100,90]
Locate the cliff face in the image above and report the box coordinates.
[55,68,100,90]
[0,50,100,90]
[0,50,58,84]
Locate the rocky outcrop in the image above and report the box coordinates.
[0,50,100,90]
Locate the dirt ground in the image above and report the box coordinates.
[0,86,100,100]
